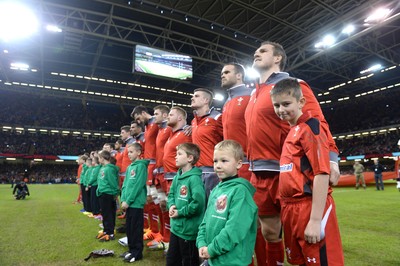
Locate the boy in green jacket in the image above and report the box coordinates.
[166,143,206,266]
[197,140,258,266]
[96,150,120,242]
[120,143,149,263]
[87,154,102,218]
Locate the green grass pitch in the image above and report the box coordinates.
[0,182,399,265]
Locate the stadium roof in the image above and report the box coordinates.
[1,0,400,109]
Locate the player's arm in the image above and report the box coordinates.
[300,82,340,185]
[305,173,329,244]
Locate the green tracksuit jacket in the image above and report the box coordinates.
[96,163,120,197]
[196,176,258,266]
[87,164,101,187]
[80,164,88,186]
[121,159,149,208]
[167,167,206,241]
[84,167,93,187]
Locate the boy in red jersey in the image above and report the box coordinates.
[244,41,340,265]
[270,78,344,266]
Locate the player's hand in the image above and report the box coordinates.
[183,125,192,136]
[304,219,321,244]
[329,161,340,186]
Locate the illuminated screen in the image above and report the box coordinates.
[134,45,193,80]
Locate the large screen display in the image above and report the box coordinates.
[134,45,193,80]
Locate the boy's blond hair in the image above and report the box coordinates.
[127,142,143,153]
[177,143,201,165]
[214,140,244,161]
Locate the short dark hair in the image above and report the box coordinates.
[225,62,245,80]
[120,125,130,132]
[270,78,302,101]
[115,139,124,145]
[177,143,201,165]
[154,105,170,114]
[131,106,149,118]
[104,143,115,149]
[130,121,144,132]
[194,88,214,107]
[261,41,287,71]
[98,150,116,164]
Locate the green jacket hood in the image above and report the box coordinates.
[131,159,150,168]
[220,176,256,196]
[177,167,202,180]
[105,163,120,172]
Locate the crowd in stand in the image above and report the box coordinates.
[322,90,400,133]
[0,163,77,184]
[0,91,129,131]
[1,88,400,134]
[1,129,398,157]
[0,131,115,155]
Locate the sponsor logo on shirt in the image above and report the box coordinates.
[215,194,227,213]
[130,169,136,179]
[179,185,188,198]
[280,163,293,172]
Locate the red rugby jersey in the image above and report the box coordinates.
[155,121,172,168]
[222,84,251,153]
[191,108,223,167]
[245,72,338,171]
[279,113,332,198]
[143,117,159,160]
[163,128,192,173]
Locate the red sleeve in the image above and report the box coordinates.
[300,126,330,178]
[77,164,83,178]
[300,81,339,156]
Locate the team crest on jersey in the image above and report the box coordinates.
[100,170,105,178]
[215,194,227,213]
[179,185,188,198]
[237,97,243,106]
[130,169,136,177]
[280,163,293,172]
[205,118,209,126]
[293,125,300,137]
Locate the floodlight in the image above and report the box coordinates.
[342,25,355,35]
[10,62,30,70]
[360,64,382,74]
[322,35,336,47]
[214,93,224,101]
[246,67,260,80]
[0,2,38,42]
[46,25,62,33]
[365,8,392,23]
